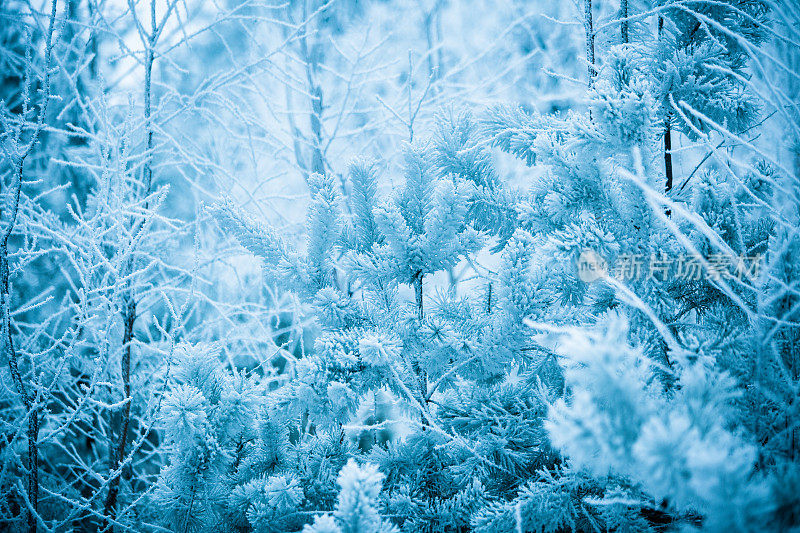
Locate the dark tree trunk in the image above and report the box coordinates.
[621,0,629,43]
[584,0,596,85]
[664,114,674,216]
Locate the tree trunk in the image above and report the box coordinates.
[412,271,429,413]
[102,296,135,527]
[413,271,424,321]
[584,0,596,85]
[3,252,39,533]
[2,186,39,533]
[620,0,629,44]
[664,114,674,216]
[659,15,674,216]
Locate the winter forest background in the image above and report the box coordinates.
[1,0,799,531]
